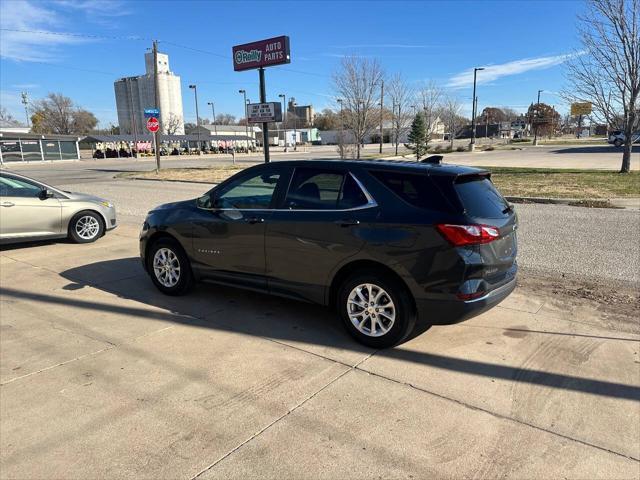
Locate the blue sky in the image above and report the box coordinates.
[0,0,586,128]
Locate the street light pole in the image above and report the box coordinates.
[207,101,217,135]
[533,89,543,146]
[292,102,298,151]
[470,67,484,151]
[189,84,201,154]
[379,79,384,154]
[239,89,250,154]
[279,93,287,152]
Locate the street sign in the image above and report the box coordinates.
[144,108,160,118]
[247,102,283,123]
[232,36,290,71]
[570,102,592,116]
[146,117,160,133]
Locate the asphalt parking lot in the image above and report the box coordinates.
[1,222,639,478]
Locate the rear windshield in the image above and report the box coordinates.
[369,170,454,213]
[454,176,511,219]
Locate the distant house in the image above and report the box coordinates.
[189,124,259,148]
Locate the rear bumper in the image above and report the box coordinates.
[416,275,517,325]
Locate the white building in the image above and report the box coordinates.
[114,51,185,135]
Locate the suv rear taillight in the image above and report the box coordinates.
[436,224,500,246]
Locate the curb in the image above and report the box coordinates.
[123,176,216,185]
[505,196,622,209]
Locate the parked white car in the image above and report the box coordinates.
[608,130,640,147]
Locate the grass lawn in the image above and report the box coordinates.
[485,167,640,199]
[119,165,248,184]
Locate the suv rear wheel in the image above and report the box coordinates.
[147,238,194,295]
[337,270,416,348]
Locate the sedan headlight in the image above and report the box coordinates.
[99,201,113,208]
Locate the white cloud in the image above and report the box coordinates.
[0,1,89,61]
[0,0,131,62]
[447,53,579,89]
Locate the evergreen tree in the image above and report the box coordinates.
[407,113,428,160]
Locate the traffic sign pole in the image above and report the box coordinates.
[259,67,270,163]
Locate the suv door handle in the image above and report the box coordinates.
[1,202,15,207]
[245,216,265,224]
[335,219,360,227]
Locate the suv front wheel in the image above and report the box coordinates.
[337,270,416,348]
[147,238,194,295]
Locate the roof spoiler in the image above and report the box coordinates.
[421,155,443,164]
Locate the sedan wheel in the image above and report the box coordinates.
[75,215,100,241]
[68,211,104,243]
[153,248,181,288]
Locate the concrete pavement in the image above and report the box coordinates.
[1,223,639,479]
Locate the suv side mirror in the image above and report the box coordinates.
[39,189,54,200]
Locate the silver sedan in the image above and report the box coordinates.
[0,170,117,244]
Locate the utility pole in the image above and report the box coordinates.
[379,80,384,154]
[470,67,484,151]
[152,40,161,172]
[533,89,543,146]
[207,101,217,135]
[279,93,287,152]
[20,92,30,128]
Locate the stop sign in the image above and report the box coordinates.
[146,116,160,133]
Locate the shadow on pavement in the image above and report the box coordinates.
[549,145,639,154]
[1,256,638,401]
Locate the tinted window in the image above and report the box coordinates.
[370,170,451,212]
[0,176,43,198]
[215,170,280,209]
[285,168,368,210]
[454,176,510,219]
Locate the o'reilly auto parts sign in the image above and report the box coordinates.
[232,36,290,71]
[247,102,283,123]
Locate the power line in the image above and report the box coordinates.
[0,28,149,42]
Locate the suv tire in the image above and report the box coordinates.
[147,238,194,296]
[337,270,416,348]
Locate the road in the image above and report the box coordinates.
[3,144,638,188]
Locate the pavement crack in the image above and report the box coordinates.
[189,351,378,480]
[353,364,640,463]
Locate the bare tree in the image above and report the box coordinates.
[332,56,384,159]
[215,113,236,125]
[417,80,443,149]
[565,0,639,172]
[0,107,22,126]
[164,113,183,135]
[387,73,413,155]
[30,93,97,135]
[501,107,522,122]
[441,95,463,149]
